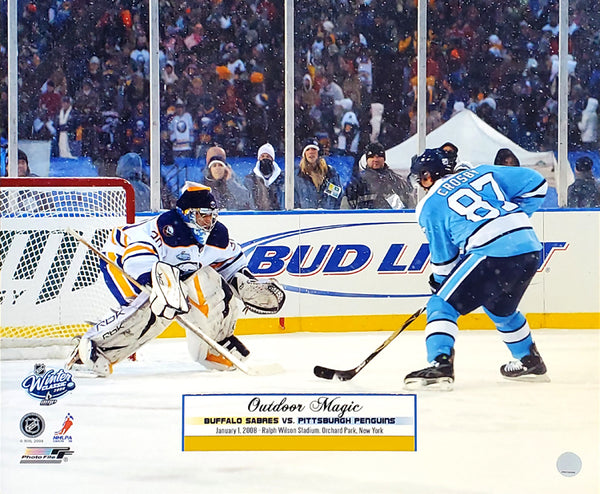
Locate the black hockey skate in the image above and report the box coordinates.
[500,343,549,382]
[404,350,455,391]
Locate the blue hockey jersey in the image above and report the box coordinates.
[416,165,547,279]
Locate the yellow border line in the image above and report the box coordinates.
[183,435,415,451]
[155,312,600,338]
[2,313,598,339]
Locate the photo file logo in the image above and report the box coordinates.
[20,447,74,464]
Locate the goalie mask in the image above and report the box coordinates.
[176,183,219,244]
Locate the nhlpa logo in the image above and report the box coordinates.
[21,365,76,406]
[53,413,74,443]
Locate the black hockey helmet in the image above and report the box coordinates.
[410,148,453,188]
[438,142,458,170]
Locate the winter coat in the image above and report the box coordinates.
[346,164,416,209]
[294,163,344,210]
[243,161,285,210]
[578,98,598,145]
[204,169,254,211]
[567,176,600,208]
[116,153,150,212]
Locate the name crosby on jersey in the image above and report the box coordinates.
[435,169,480,196]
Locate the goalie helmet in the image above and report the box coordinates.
[176,182,218,244]
[410,148,453,189]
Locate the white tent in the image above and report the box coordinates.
[385,110,563,189]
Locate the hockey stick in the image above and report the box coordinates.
[313,307,425,381]
[66,228,283,376]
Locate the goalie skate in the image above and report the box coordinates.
[65,336,113,377]
[404,351,455,391]
[500,343,550,382]
[65,336,83,370]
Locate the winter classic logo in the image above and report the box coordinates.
[21,364,76,405]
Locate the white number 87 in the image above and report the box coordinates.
[447,173,517,222]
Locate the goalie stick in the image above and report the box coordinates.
[313,307,425,381]
[66,228,283,377]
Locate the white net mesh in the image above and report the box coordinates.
[1,179,134,357]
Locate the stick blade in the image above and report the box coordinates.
[313,365,336,380]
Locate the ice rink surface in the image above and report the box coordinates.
[1,328,599,494]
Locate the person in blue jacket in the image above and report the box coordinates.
[294,138,343,209]
[405,148,549,390]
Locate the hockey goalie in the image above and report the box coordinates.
[66,182,285,377]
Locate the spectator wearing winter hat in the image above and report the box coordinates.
[345,142,415,210]
[567,156,600,208]
[203,148,254,211]
[243,143,285,210]
[11,149,38,177]
[494,148,520,167]
[294,138,344,210]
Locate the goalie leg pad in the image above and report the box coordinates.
[78,292,170,365]
[150,261,189,319]
[182,267,242,365]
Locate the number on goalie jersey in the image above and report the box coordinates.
[404,149,549,390]
[66,182,284,377]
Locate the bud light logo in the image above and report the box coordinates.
[240,223,567,298]
[21,367,76,405]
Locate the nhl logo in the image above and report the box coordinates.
[20,413,45,438]
[34,363,46,376]
[163,225,175,237]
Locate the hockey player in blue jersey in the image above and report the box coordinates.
[404,149,549,390]
[66,182,285,376]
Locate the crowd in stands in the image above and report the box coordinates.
[0,0,599,209]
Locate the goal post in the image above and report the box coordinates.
[1,177,136,359]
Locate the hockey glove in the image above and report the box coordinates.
[150,262,190,319]
[230,268,286,314]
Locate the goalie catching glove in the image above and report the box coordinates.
[150,262,190,319]
[230,268,285,314]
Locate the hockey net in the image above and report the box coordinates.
[0,177,136,359]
